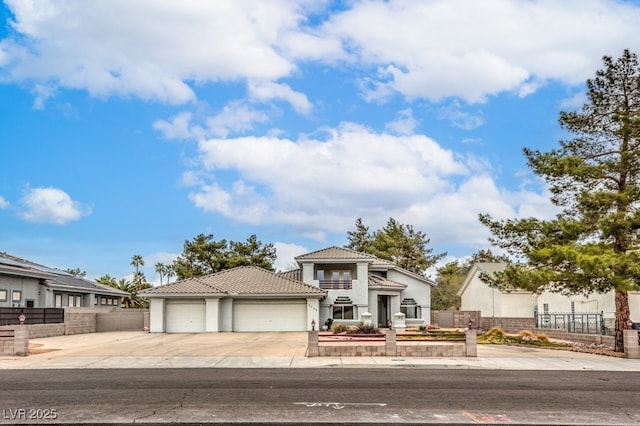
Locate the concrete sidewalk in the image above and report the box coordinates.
[1,331,639,371]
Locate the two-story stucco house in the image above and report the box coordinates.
[0,252,128,309]
[291,246,435,328]
[142,246,435,333]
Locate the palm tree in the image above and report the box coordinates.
[155,262,166,285]
[131,254,144,274]
[165,264,175,284]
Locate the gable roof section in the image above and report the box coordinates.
[368,274,407,290]
[295,246,377,262]
[457,262,508,297]
[295,246,435,286]
[141,266,326,298]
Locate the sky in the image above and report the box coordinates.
[2,0,640,283]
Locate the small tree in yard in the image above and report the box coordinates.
[480,50,640,352]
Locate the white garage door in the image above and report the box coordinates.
[165,300,206,333]
[233,299,307,332]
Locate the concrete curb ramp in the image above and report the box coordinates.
[1,331,639,371]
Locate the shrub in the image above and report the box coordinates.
[536,333,550,343]
[518,330,535,341]
[331,322,348,334]
[485,327,506,339]
[324,318,333,329]
[418,325,427,333]
[352,321,379,334]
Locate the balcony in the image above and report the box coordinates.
[319,280,352,290]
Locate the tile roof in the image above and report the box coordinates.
[141,266,326,297]
[368,274,407,289]
[295,246,377,261]
[278,269,301,281]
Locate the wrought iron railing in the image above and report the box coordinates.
[319,280,352,290]
[536,311,605,335]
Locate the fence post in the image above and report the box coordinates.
[624,329,640,359]
[307,331,319,357]
[13,324,29,356]
[385,329,396,357]
[465,329,477,357]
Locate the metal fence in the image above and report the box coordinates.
[536,311,605,335]
[0,308,64,326]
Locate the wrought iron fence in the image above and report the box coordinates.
[535,311,605,335]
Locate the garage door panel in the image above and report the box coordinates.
[166,300,206,333]
[233,300,306,332]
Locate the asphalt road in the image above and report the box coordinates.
[1,368,639,425]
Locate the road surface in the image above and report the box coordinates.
[1,368,639,424]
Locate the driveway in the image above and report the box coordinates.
[3,331,640,371]
[27,331,309,357]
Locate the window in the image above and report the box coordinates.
[543,303,549,313]
[0,289,7,302]
[400,298,418,319]
[316,270,325,281]
[332,305,354,320]
[68,295,75,307]
[75,295,82,307]
[12,290,22,303]
[332,296,354,320]
[55,294,62,308]
[26,300,34,308]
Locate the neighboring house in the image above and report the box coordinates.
[141,266,326,332]
[0,252,128,309]
[141,246,435,333]
[458,262,640,324]
[458,263,537,318]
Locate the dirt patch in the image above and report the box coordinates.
[28,343,59,355]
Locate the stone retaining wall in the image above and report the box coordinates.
[64,310,97,335]
[0,325,29,356]
[480,317,535,333]
[307,330,477,357]
[25,323,65,338]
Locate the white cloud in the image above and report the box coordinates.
[385,109,419,135]
[3,1,640,106]
[205,102,270,138]
[185,123,561,253]
[322,0,640,103]
[0,196,9,209]
[19,187,90,224]
[559,91,588,111]
[1,0,304,104]
[273,242,307,272]
[438,101,485,130]
[153,112,202,140]
[248,81,313,115]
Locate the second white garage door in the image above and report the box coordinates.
[233,299,307,332]
[165,300,206,333]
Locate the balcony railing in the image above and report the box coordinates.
[319,280,352,290]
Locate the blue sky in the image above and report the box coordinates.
[2,0,640,283]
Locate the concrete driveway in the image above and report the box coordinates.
[3,331,640,371]
[27,331,309,357]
